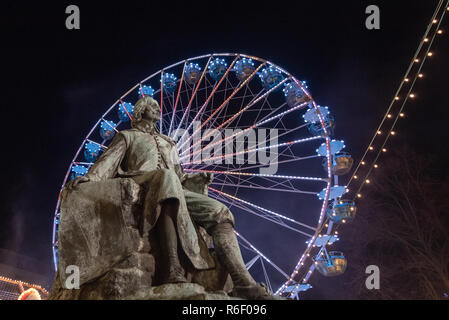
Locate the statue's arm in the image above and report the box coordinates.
[172,147,213,189]
[66,134,127,189]
[85,133,127,182]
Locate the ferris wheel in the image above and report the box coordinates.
[52,53,356,299]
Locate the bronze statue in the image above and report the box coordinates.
[68,96,276,299]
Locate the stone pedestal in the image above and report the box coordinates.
[129,283,241,300]
[49,178,233,300]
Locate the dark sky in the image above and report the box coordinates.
[0,0,448,294]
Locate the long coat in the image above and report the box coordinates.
[84,123,209,270]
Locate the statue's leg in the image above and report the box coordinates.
[157,198,187,284]
[211,222,256,287]
[185,190,278,299]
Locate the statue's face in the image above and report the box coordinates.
[142,101,160,122]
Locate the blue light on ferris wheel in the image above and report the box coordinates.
[283,81,309,107]
[259,66,284,91]
[99,120,116,141]
[314,250,347,277]
[303,106,330,123]
[184,63,202,85]
[233,58,255,81]
[208,58,227,81]
[308,113,335,137]
[162,73,177,94]
[317,185,348,201]
[70,165,88,180]
[84,141,102,162]
[138,85,155,97]
[326,200,357,224]
[317,140,346,156]
[117,101,134,122]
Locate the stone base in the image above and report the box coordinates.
[50,178,235,300]
[128,283,241,300]
[49,252,155,300]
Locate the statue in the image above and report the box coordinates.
[63,96,277,300]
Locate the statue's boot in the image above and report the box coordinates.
[212,222,280,300]
[164,247,188,284]
[158,200,187,284]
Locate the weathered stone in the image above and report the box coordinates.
[92,267,153,299]
[49,266,153,300]
[128,283,241,300]
[57,178,143,287]
[50,176,233,300]
[116,252,155,275]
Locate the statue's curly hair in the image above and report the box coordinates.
[131,96,159,128]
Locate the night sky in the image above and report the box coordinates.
[1,0,448,294]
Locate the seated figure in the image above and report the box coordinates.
[65,96,276,300]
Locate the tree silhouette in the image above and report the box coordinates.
[340,147,449,299]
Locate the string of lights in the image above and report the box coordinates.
[0,275,49,295]
[278,0,449,299]
[347,0,448,200]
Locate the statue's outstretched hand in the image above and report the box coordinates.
[66,176,90,190]
[186,172,214,185]
[200,172,214,185]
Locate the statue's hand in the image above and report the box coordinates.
[66,176,90,190]
[186,172,214,185]
[200,172,214,185]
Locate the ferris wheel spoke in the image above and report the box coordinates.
[159,71,164,133]
[86,139,108,150]
[181,124,317,171]
[215,172,319,192]
[100,118,120,133]
[177,61,265,152]
[179,100,308,162]
[237,84,265,119]
[210,181,318,195]
[160,94,176,134]
[187,122,313,165]
[178,84,277,158]
[209,187,317,231]
[211,192,315,238]
[210,172,307,194]
[260,259,273,293]
[244,255,260,271]
[206,80,246,131]
[222,154,322,173]
[172,56,213,138]
[186,153,318,179]
[185,135,322,165]
[73,161,94,167]
[119,98,133,122]
[184,168,327,182]
[168,60,188,136]
[208,182,287,223]
[206,76,287,134]
[234,230,290,280]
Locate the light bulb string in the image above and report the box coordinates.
[347,1,448,198]
[351,8,447,200]
[347,0,446,189]
[285,2,449,296]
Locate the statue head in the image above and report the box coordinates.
[131,96,160,128]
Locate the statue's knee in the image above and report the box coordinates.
[211,222,234,234]
[218,205,235,225]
